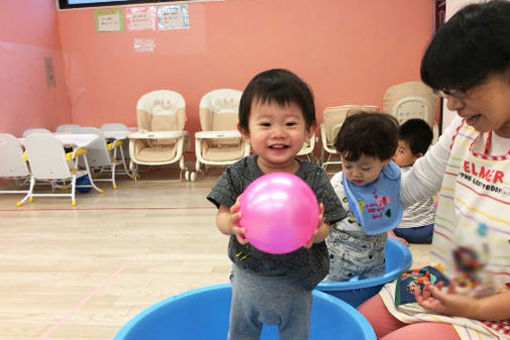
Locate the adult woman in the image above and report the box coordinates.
[358,1,510,339]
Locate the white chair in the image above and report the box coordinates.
[297,134,316,161]
[192,89,249,181]
[56,124,80,133]
[100,123,129,131]
[382,81,439,126]
[100,123,135,180]
[0,133,30,196]
[18,134,89,206]
[128,90,190,181]
[73,127,125,189]
[22,128,51,137]
[320,105,378,171]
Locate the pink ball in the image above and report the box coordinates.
[239,172,319,254]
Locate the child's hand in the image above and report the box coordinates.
[230,198,248,244]
[388,230,409,247]
[304,203,327,248]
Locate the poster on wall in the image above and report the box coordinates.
[95,9,124,32]
[125,7,156,31]
[157,5,189,30]
[134,38,156,53]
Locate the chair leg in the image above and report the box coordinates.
[71,174,77,206]
[119,147,136,180]
[179,157,187,181]
[17,177,35,207]
[81,155,104,193]
[128,161,141,182]
[322,155,333,171]
[194,159,206,180]
[111,152,118,189]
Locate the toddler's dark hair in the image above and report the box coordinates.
[399,119,433,155]
[334,112,398,161]
[238,69,316,132]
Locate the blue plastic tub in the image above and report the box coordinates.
[115,283,375,340]
[317,237,412,307]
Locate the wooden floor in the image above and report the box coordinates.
[0,166,430,340]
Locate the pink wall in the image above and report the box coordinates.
[56,0,433,139]
[0,0,70,137]
[0,0,433,140]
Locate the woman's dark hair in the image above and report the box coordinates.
[238,69,316,132]
[334,112,399,162]
[421,0,510,92]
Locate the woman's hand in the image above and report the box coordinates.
[414,280,510,321]
[414,280,477,317]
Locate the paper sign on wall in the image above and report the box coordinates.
[157,5,189,30]
[126,7,156,31]
[95,9,124,32]
[134,38,156,53]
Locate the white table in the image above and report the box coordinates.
[54,133,101,147]
[194,130,242,139]
[128,130,189,139]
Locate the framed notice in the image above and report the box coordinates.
[95,9,124,32]
[157,5,189,30]
[125,6,156,31]
[134,38,156,53]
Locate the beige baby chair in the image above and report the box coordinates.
[297,134,316,161]
[382,81,439,127]
[0,133,30,197]
[128,90,190,181]
[319,105,378,171]
[191,88,249,182]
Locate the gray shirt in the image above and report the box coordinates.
[207,155,346,290]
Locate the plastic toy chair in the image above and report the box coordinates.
[382,81,439,126]
[191,89,249,181]
[18,134,89,206]
[320,105,378,171]
[0,133,30,196]
[22,128,51,137]
[56,124,80,133]
[73,127,127,189]
[100,123,130,132]
[100,123,135,180]
[128,90,190,181]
